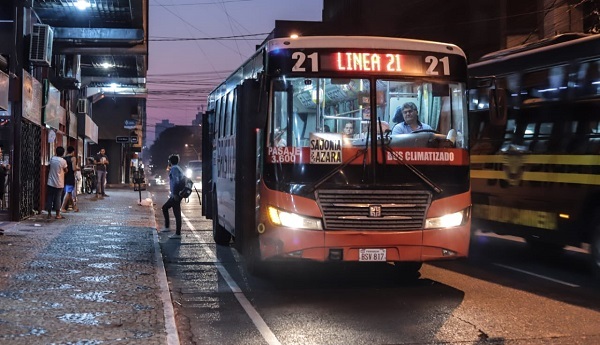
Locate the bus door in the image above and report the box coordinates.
[202,109,214,218]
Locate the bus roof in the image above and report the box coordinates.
[265,36,466,58]
[469,33,600,76]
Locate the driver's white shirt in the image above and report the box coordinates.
[391,122,432,134]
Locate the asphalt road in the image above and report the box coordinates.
[150,184,600,345]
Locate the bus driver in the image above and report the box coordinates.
[391,102,432,134]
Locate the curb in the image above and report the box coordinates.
[146,191,181,345]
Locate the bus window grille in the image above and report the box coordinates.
[316,189,432,230]
[18,121,41,220]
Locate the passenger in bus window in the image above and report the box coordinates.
[342,121,355,138]
[391,102,432,134]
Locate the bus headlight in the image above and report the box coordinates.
[267,206,323,230]
[425,208,467,229]
[185,168,192,178]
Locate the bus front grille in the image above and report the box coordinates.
[316,189,431,230]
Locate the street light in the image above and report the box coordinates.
[185,144,200,160]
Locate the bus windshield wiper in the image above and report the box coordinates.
[378,118,388,168]
[383,142,443,195]
[304,147,369,195]
[361,121,370,183]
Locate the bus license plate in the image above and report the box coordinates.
[359,249,386,262]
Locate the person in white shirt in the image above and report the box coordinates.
[46,146,68,219]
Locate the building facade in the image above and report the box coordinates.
[0,0,148,221]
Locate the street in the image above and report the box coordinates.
[150,184,600,345]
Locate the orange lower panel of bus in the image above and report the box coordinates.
[257,185,471,262]
[257,225,470,262]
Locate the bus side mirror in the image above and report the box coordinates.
[489,88,507,126]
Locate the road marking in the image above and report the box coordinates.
[152,230,181,345]
[493,263,580,288]
[182,213,282,345]
[474,231,590,254]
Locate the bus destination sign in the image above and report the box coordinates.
[271,49,461,77]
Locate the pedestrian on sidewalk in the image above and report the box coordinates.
[162,154,184,239]
[94,148,109,198]
[46,146,68,219]
[0,145,9,210]
[60,146,80,213]
[75,155,82,196]
[0,162,7,210]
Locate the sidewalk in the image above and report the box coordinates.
[0,186,177,345]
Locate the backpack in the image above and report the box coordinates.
[177,177,194,199]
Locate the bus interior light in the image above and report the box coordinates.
[559,213,570,219]
[267,206,323,230]
[425,209,467,229]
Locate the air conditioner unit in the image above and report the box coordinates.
[77,98,89,114]
[29,24,54,66]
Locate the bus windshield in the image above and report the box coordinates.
[269,77,468,150]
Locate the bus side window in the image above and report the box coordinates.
[577,61,600,98]
[521,66,567,103]
[224,91,234,137]
[215,98,223,139]
[521,70,546,103]
[587,121,600,154]
[504,119,516,145]
[231,89,237,135]
[524,122,552,153]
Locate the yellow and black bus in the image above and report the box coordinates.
[203,35,471,275]
[468,33,600,275]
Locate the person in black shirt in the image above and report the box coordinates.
[60,146,80,212]
[94,148,109,198]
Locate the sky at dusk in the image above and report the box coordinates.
[147,0,323,144]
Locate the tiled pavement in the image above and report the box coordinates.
[0,186,177,345]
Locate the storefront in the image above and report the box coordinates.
[0,70,11,219]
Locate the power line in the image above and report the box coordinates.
[149,33,269,41]
[218,0,244,62]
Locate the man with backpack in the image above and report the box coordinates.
[161,154,185,239]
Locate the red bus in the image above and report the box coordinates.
[202,36,471,275]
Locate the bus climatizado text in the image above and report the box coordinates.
[468,33,600,277]
[202,36,471,276]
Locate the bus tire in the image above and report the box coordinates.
[591,213,600,279]
[212,190,231,245]
[243,235,267,277]
[525,236,564,257]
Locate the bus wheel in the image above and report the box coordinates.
[393,262,422,279]
[243,235,267,277]
[212,191,231,245]
[591,215,600,279]
[525,237,564,257]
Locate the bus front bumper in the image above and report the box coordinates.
[257,224,470,262]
